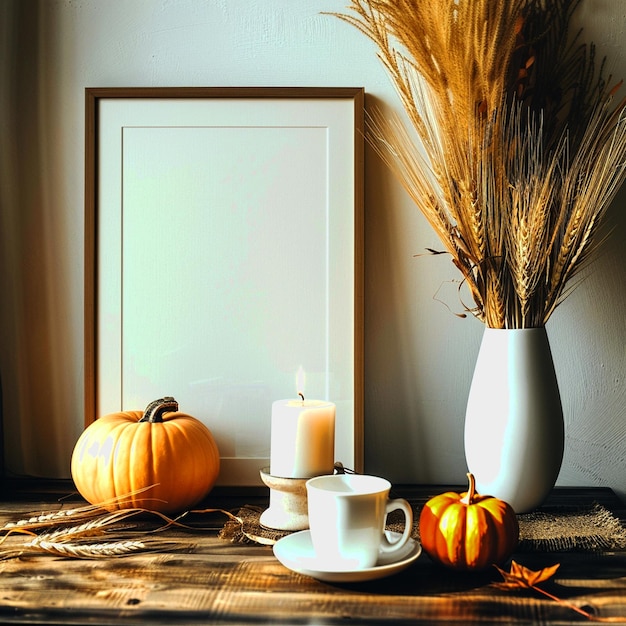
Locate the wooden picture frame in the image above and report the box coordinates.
[84,87,364,485]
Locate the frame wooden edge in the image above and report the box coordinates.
[84,86,366,473]
[84,89,97,429]
[352,87,365,474]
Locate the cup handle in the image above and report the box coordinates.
[380,498,413,555]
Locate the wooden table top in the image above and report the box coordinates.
[1,483,625,625]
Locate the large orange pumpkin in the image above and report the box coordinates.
[71,397,220,515]
[419,473,519,570]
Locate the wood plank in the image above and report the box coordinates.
[3,547,624,624]
[0,488,625,624]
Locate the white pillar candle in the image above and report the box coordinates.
[269,399,336,478]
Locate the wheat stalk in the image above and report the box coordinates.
[0,485,164,534]
[331,0,626,327]
[20,529,196,559]
[0,505,109,533]
[27,511,139,543]
[0,490,241,560]
[26,539,150,559]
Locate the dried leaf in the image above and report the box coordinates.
[493,559,560,590]
[492,560,626,622]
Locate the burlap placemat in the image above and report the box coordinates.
[516,503,626,552]
[218,502,626,552]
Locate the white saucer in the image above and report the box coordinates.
[273,530,421,583]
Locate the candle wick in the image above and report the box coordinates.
[298,392,305,402]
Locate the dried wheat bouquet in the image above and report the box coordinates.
[332,0,626,328]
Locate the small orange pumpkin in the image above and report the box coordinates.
[71,397,220,515]
[419,473,518,570]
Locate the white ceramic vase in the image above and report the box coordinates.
[464,327,564,513]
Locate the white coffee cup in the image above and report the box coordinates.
[306,474,413,570]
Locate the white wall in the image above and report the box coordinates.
[1,0,625,499]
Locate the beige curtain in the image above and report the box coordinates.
[0,0,76,479]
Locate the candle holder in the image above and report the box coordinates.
[259,468,311,531]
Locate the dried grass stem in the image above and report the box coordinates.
[332,0,626,327]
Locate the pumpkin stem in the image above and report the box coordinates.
[139,397,178,423]
[460,472,476,505]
